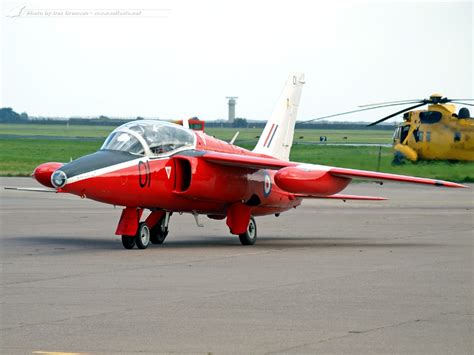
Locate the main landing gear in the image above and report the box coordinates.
[226,203,257,246]
[239,216,257,245]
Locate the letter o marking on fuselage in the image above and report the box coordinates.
[263,171,272,198]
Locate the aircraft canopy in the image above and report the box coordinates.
[101,120,195,157]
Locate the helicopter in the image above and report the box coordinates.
[311,94,474,163]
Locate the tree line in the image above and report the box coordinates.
[0,108,394,130]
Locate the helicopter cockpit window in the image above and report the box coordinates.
[419,111,442,124]
[101,120,196,157]
[417,131,424,142]
[400,126,410,143]
[392,127,401,142]
[413,128,420,142]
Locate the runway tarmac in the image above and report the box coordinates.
[1,177,472,354]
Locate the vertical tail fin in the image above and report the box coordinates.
[253,73,305,161]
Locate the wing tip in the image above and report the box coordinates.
[435,181,468,188]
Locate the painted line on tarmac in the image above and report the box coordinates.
[33,351,88,355]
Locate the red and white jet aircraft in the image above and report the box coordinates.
[11,73,465,249]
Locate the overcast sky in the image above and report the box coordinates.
[1,0,472,123]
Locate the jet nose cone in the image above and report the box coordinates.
[51,170,68,188]
[33,162,64,188]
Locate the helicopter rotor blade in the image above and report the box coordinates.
[366,102,427,127]
[358,99,422,108]
[306,101,424,122]
[355,101,425,110]
[306,107,381,122]
[451,101,474,107]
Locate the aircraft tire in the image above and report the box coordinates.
[150,216,169,244]
[392,151,406,165]
[239,217,257,245]
[135,222,151,249]
[121,235,136,249]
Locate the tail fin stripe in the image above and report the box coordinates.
[263,123,276,147]
[267,125,279,148]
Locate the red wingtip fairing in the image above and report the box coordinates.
[33,162,63,188]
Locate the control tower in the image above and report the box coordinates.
[226,96,238,123]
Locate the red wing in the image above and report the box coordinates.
[328,167,466,188]
[296,193,387,201]
[195,151,466,189]
[200,151,294,170]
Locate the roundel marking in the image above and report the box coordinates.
[263,171,272,198]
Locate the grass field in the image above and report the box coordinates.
[208,128,393,144]
[0,123,393,144]
[1,123,473,181]
[0,123,115,138]
[0,139,103,176]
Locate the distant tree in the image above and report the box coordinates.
[0,107,24,123]
[136,116,144,120]
[232,118,248,128]
[20,112,29,120]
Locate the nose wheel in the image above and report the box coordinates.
[121,222,151,249]
[121,235,136,249]
[150,215,169,244]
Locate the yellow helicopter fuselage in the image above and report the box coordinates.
[392,104,474,161]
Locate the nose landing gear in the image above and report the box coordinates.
[120,210,171,249]
[121,222,151,249]
[150,213,170,244]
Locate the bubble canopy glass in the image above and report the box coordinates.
[101,120,196,157]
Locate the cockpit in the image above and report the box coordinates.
[101,120,196,157]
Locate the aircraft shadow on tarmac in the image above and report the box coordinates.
[5,235,440,250]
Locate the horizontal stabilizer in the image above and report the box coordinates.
[296,193,387,201]
[4,187,57,193]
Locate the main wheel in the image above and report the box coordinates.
[239,217,257,245]
[150,216,169,244]
[135,222,151,249]
[392,151,406,165]
[121,235,136,249]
